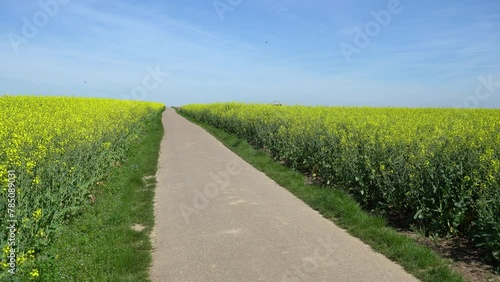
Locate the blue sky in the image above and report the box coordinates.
[1,0,499,107]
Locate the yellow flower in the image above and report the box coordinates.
[32,176,41,186]
[30,269,39,278]
[33,209,42,221]
[35,229,45,238]
[26,160,36,172]
[2,245,10,255]
[16,254,27,265]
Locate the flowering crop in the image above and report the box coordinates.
[181,103,500,263]
[0,96,164,279]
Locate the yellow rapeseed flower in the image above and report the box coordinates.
[33,209,42,221]
[2,245,10,255]
[30,269,39,278]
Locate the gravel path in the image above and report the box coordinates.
[150,108,419,282]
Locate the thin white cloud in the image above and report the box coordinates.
[1,0,499,107]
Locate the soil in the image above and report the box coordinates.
[400,231,499,282]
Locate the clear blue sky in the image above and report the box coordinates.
[1,0,499,107]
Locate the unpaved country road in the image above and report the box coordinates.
[150,108,418,282]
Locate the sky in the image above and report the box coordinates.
[0,0,499,107]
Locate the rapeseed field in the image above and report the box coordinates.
[0,96,164,279]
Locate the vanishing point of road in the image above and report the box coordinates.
[150,108,418,282]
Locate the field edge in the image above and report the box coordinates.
[36,109,164,281]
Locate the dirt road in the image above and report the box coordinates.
[150,108,418,281]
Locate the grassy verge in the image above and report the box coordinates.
[38,110,164,281]
[178,110,465,282]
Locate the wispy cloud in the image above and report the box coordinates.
[1,0,499,107]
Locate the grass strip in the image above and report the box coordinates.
[178,110,465,282]
[37,110,164,281]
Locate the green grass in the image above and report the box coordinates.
[178,110,465,282]
[37,110,164,281]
